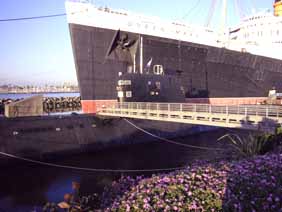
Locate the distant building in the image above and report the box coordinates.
[0,83,79,93]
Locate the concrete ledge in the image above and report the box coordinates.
[5,95,43,118]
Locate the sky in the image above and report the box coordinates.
[0,0,275,85]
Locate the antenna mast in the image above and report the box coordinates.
[219,0,229,46]
[140,36,143,74]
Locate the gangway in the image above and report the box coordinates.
[98,102,282,132]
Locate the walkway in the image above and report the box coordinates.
[98,102,282,131]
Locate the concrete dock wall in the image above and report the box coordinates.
[5,95,43,118]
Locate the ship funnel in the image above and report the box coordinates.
[274,0,282,16]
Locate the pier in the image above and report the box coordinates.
[98,102,282,132]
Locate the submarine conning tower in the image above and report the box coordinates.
[274,0,282,16]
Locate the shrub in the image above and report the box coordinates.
[218,132,280,157]
[223,154,282,211]
[103,165,226,212]
[102,153,282,212]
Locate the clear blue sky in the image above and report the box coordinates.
[0,0,274,85]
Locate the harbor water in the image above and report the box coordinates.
[0,93,230,211]
[0,129,230,212]
[0,92,80,100]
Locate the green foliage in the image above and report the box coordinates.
[192,188,223,211]
[275,126,282,135]
[218,132,279,157]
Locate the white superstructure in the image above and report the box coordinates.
[229,10,282,59]
[65,0,282,60]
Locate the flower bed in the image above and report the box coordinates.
[102,153,282,211]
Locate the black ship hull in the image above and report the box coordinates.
[69,23,282,113]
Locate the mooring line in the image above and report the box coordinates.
[123,118,224,151]
[0,118,224,172]
[0,151,186,173]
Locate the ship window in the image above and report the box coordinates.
[153,65,164,75]
[156,81,161,90]
[13,131,19,136]
[118,80,131,86]
[118,91,124,98]
[127,66,133,73]
[126,91,132,98]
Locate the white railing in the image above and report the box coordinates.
[101,102,282,117]
[98,102,282,131]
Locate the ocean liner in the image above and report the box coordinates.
[66,0,282,113]
[2,1,282,164]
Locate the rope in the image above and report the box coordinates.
[123,118,224,151]
[0,8,89,23]
[181,0,202,20]
[0,151,185,173]
[205,0,218,27]
[0,13,67,22]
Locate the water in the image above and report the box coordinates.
[0,92,80,100]
[0,129,230,212]
[0,93,230,211]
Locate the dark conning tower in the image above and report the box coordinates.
[116,71,185,103]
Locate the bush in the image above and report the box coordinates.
[223,154,282,211]
[103,164,227,212]
[218,132,280,157]
[102,153,282,212]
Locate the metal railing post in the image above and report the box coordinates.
[146,103,148,117]
[157,103,159,117]
[193,104,196,120]
[121,103,124,115]
[209,104,212,122]
[180,103,183,119]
